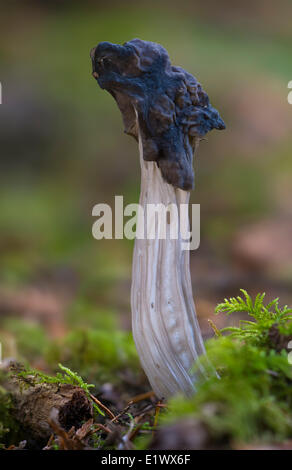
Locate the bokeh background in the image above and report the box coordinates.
[0,0,292,381]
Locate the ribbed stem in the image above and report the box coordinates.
[131,135,207,399]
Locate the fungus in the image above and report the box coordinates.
[91,39,225,398]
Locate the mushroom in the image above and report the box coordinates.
[91,39,225,398]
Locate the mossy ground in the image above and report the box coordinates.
[1,291,292,450]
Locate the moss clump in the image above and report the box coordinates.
[0,380,20,448]
[17,363,104,416]
[163,291,292,446]
[46,328,139,386]
[215,289,292,348]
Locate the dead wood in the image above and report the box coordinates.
[1,362,93,448]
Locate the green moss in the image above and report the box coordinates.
[165,337,292,443]
[17,363,104,416]
[215,289,292,348]
[0,381,20,448]
[163,291,292,445]
[46,328,139,386]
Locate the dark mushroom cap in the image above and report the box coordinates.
[91,38,225,190]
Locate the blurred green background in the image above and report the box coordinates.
[0,0,292,374]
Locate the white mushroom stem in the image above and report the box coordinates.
[131,130,207,399]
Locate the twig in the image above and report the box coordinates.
[129,390,155,403]
[89,393,116,420]
[208,319,222,337]
[94,423,112,434]
[111,390,156,424]
[152,401,161,437]
[129,423,144,442]
[111,401,133,423]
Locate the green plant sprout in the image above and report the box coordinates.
[215,289,292,347]
[18,363,105,416]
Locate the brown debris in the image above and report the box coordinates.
[45,411,94,450]
[89,393,116,420]
[1,362,93,448]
